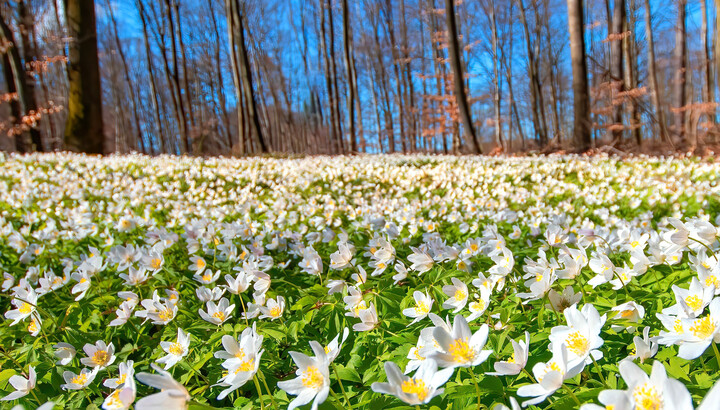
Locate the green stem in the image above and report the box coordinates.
[332,364,353,409]
[712,342,720,367]
[562,384,581,406]
[259,371,279,410]
[253,376,265,410]
[591,355,608,388]
[468,367,482,410]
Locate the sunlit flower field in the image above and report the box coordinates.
[2,153,720,410]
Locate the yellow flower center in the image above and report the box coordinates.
[566,331,589,356]
[470,300,486,312]
[202,273,212,282]
[448,338,475,364]
[28,318,38,333]
[454,288,467,300]
[401,378,429,401]
[212,311,226,322]
[632,383,662,410]
[631,241,639,248]
[301,366,324,389]
[151,258,162,269]
[507,353,516,364]
[158,308,174,322]
[196,259,206,269]
[685,295,703,311]
[71,373,89,385]
[413,349,425,360]
[673,319,684,333]
[536,274,543,282]
[117,373,127,385]
[92,350,110,366]
[18,303,33,314]
[470,244,478,251]
[620,309,635,318]
[237,359,255,372]
[105,389,122,406]
[690,316,716,339]
[80,277,88,284]
[235,349,246,359]
[270,306,282,317]
[415,301,430,315]
[168,342,185,356]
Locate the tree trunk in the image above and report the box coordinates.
[107,0,144,153]
[489,0,503,150]
[138,0,165,153]
[673,0,687,144]
[224,0,245,154]
[236,2,268,153]
[15,1,43,151]
[517,0,547,146]
[444,0,482,154]
[609,0,625,143]
[384,0,406,152]
[701,0,715,126]
[623,1,641,145]
[642,0,668,143]
[341,0,356,153]
[64,0,105,154]
[163,0,190,153]
[566,0,592,151]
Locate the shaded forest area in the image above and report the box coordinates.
[0,0,719,156]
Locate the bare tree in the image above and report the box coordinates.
[64,0,105,154]
[566,0,591,151]
[445,0,482,154]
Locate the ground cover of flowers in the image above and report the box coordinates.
[2,153,720,410]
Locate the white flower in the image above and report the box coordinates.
[371,359,453,405]
[324,327,349,363]
[109,301,136,327]
[548,303,605,373]
[53,342,76,366]
[617,360,692,410]
[259,296,285,320]
[546,286,582,312]
[189,255,208,275]
[402,291,434,324]
[214,324,264,400]
[610,301,645,332]
[354,302,379,332]
[135,364,191,410]
[408,247,434,273]
[330,243,354,270]
[104,360,135,389]
[467,285,491,321]
[70,271,91,301]
[61,368,98,390]
[442,277,469,313]
[277,341,330,410]
[157,329,190,370]
[194,269,220,285]
[199,297,235,325]
[326,279,346,295]
[663,277,715,318]
[119,267,150,286]
[1,366,36,401]
[4,287,38,326]
[672,298,720,359]
[196,286,225,302]
[224,273,250,295]
[102,379,136,410]
[343,286,367,318]
[487,332,529,376]
[517,343,574,407]
[624,327,658,363]
[430,314,493,369]
[80,340,116,369]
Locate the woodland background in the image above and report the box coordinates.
[0,0,718,156]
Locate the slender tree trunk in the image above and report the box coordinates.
[517,0,546,146]
[64,0,105,154]
[609,0,626,143]
[400,0,416,150]
[107,0,144,153]
[163,0,190,153]
[623,2,641,145]
[224,0,245,154]
[15,1,43,151]
[138,0,164,153]
[385,0,407,152]
[341,0,356,153]
[207,0,232,151]
[445,0,482,154]
[674,0,687,144]
[1,51,29,152]
[173,0,195,131]
[701,0,715,126]
[567,0,592,151]
[236,2,268,153]
[642,0,668,143]
[489,0,503,150]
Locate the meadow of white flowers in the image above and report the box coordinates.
[1,152,720,409]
